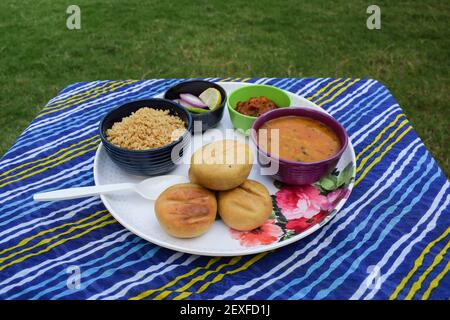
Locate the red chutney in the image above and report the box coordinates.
[235,96,278,117]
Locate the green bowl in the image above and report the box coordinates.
[227,84,292,134]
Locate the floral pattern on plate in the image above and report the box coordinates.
[231,162,355,247]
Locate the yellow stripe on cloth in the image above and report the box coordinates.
[0,141,99,189]
[355,126,412,185]
[390,226,450,300]
[155,256,243,300]
[0,218,116,272]
[0,211,109,264]
[421,259,450,299]
[356,114,406,161]
[356,119,409,172]
[144,253,269,300]
[153,290,174,300]
[317,78,360,106]
[129,257,221,300]
[306,78,342,100]
[45,81,121,110]
[0,210,107,258]
[173,291,192,300]
[178,252,269,299]
[168,257,242,297]
[313,79,352,104]
[404,240,450,300]
[38,80,136,118]
[0,135,98,180]
[39,80,134,116]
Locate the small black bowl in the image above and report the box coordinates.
[164,80,227,133]
[99,98,192,176]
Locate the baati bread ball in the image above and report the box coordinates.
[190,140,253,191]
[218,179,272,231]
[188,167,199,185]
[155,183,217,238]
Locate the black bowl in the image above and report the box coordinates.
[164,80,227,133]
[99,98,192,176]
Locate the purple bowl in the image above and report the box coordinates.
[250,107,349,185]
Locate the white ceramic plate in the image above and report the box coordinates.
[93,82,356,256]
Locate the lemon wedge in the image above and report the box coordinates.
[199,88,222,110]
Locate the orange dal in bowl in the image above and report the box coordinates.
[258,116,341,162]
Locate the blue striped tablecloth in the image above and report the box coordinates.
[0,78,448,300]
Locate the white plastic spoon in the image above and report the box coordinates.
[33,175,189,202]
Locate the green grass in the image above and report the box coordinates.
[0,0,449,175]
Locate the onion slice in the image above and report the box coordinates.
[173,99,210,113]
[179,93,209,108]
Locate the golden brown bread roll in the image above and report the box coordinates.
[190,140,253,191]
[188,168,198,184]
[155,183,217,238]
[218,179,272,231]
